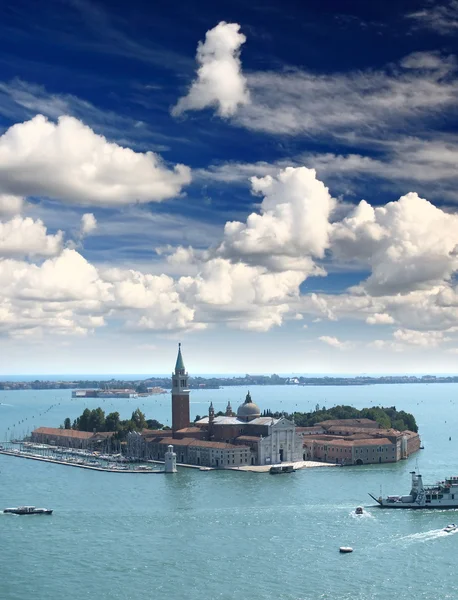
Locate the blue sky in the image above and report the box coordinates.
[1,0,458,374]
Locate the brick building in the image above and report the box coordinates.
[31,427,116,449]
[302,419,421,465]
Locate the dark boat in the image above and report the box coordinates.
[269,465,295,474]
[3,506,53,515]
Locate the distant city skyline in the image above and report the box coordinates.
[1,1,458,372]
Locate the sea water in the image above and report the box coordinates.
[1,384,458,600]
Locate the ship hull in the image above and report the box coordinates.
[369,493,458,509]
[377,504,458,509]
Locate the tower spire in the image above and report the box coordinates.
[175,342,185,373]
[171,343,190,435]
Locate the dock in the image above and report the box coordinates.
[0,449,166,473]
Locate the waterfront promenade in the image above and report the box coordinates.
[0,447,335,474]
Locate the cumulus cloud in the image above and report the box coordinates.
[106,269,202,332]
[218,166,335,272]
[0,194,24,216]
[331,192,458,295]
[176,257,304,331]
[318,335,350,349]
[172,22,249,117]
[393,328,448,347]
[80,213,97,236]
[5,161,458,345]
[0,250,204,337]
[366,313,395,325]
[0,115,191,206]
[0,216,63,258]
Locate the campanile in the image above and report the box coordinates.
[171,343,190,436]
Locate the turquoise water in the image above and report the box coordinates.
[1,384,458,600]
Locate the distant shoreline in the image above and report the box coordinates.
[0,374,457,391]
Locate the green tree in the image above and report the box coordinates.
[146,419,163,430]
[64,417,71,430]
[89,407,106,432]
[131,408,147,430]
[76,408,92,431]
[136,382,148,394]
[105,412,121,432]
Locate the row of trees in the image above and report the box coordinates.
[63,408,166,440]
[261,404,418,432]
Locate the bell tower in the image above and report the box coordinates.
[172,343,190,436]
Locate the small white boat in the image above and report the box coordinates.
[443,524,457,533]
[339,546,353,553]
[355,506,364,515]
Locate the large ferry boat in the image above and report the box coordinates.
[370,471,458,509]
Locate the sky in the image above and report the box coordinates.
[1,0,458,375]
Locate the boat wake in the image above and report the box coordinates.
[397,528,458,544]
[350,510,374,519]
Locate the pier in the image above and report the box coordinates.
[0,448,166,473]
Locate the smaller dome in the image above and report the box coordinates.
[237,391,261,419]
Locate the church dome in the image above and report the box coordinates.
[237,392,261,420]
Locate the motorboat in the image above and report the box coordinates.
[355,506,364,515]
[3,506,53,515]
[269,465,295,474]
[370,471,458,509]
[443,524,457,533]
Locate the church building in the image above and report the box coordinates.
[127,344,303,467]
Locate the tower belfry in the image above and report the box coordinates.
[171,343,190,436]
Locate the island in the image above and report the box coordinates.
[0,373,455,391]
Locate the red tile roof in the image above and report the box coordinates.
[175,427,203,434]
[33,427,94,440]
[158,437,248,450]
[320,419,379,429]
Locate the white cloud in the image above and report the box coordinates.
[172,22,249,117]
[406,1,458,34]
[0,195,24,216]
[234,52,458,137]
[318,335,351,349]
[218,166,335,272]
[393,328,448,347]
[0,115,191,206]
[80,213,97,236]
[0,216,63,257]
[366,313,395,325]
[331,192,458,295]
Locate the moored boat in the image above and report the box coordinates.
[370,471,458,509]
[339,546,353,553]
[3,506,53,515]
[269,465,295,474]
